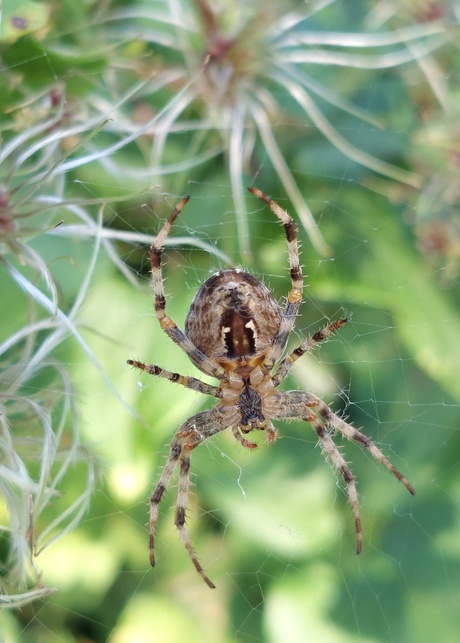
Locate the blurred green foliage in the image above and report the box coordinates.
[1,1,460,642]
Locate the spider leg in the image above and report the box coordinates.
[150,197,225,380]
[274,391,414,496]
[304,409,363,553]
[248,187,303,369]
[175,451,216,588]
[311,395,415,495]
[231,425,258,449]
[273,317,348,387]
[149,409,224,589]
[149,440,180,566]
[273,390,414,551]
[127,359,222,397]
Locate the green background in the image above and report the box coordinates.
[1,1,459,642]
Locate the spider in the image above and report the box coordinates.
[128,187,415,589]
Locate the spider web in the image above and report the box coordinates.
[1,1,460,642]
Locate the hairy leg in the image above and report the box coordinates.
[304,410,362,553]
[248,187,303,369]
[149,197,225,379]
[273,317,348,387]
[127,359,221,397]
[149,409,224,588]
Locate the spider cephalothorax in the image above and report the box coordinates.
[128,187,414,589]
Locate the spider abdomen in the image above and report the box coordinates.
[185,269,282,361]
